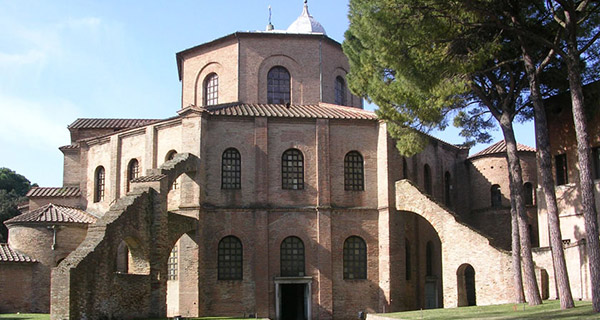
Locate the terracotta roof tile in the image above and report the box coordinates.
[469,140,536,159]
[4,203,97,225]
[59,144,80,151]
[26,187,81,198]
[206,102,377,120]
[0,244,36,263]
[130,175,167,183]
[68,118,159,130]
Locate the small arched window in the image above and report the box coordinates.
[166,150,178,190]
[426,241,434,276]
[444,171,452,207]
[344,151,364,191]
[267,66,290,104]
[491,184,502,207]
[218,236,243,280]
[524,182,534,205]
[94,166,105,203]
[222,148,241,189]
[281,236,305,276]
[127,159,139,192]
[282,149,304,190]
[343,236,367,279]
[204,73,218,106]
[335,76,346,106]
[424,164,432,195]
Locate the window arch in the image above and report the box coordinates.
[222,148,241,189]
[282,149,304,190]
[218,236,243,280]
[344,151,364,191]
[204,73,218,106]
[335,76,346,106]
[94,166,105,203]
[491,184,502,207]
[424,164,432,195]
[166,150,178,190]
[343,236,367,279]
[127,159,139,192]
[280,236,305,276]
[444,171,452,207]
[267,66,290,104]
[524,182,534,205]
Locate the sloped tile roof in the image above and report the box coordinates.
[68,118,159,129]
[130,174,167,183]
[0,244,36,263]
[59,144,80,151]
[26,187,81,198]
[4,203,97,225]
[469,140,536,159]
[206,102,377,120]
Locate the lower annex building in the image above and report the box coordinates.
[0,3,597,319]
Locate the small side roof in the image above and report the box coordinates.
[26,187,81,198]
[469,140,535,159]
[5,203,97,225]
[206,102,377,120]
[0,243,36,263]
[68,118,159,130]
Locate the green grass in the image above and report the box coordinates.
[0,314,49,320]
[377,300,600,319]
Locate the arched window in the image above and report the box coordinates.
[524,182,534,206]
[335,76,346,106]
[444,171,452,207]
[204,73,218,106]
[282,149,304,190]
[222,148,241,189]
[343,236,367,279]
[405,238,411,280]
[491,184,502,207]
[280,236,305,276]
[267,66,290,104]
[344,151,364,191]
[426,241,435,276]
[218,236,243,280]
[166,150,178,190]
[94,166,105,203]
[127,159,139,192]
[424,164,432,195]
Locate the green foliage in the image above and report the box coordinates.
[0,168,35,242]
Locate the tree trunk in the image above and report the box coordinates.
[509,170,526,303]
[521,43,575,309]
[564,8,600,312]
[499,114,542,305]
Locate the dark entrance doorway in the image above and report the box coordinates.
[281,284,307,320]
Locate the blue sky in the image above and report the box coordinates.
[0,0,534,187]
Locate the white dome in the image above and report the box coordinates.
[286,1,326,35]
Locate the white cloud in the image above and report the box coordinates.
[0,50,46,67]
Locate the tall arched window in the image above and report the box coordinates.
[444,171,452,207]
[343,236,367,279]
[166,150,178,190]
[344,151,364,191]
[335,76,346,106]
[218,236,243,280]
[424,164,432,195]
[491,184,502,207]
[204,73,218,106]
[267,66,290,104]
[426,241,434,276]
[127,159,139,192]
[94,166,105,203]
[281,236,305,276]
[222,148,241,189]
[524,182,534,205]
[282,149,304,190]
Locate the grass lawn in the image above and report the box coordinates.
[0,315,266,320]
[376,299,600,319]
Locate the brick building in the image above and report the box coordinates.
[1,3,595,319]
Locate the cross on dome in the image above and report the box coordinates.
[286,0,327,35]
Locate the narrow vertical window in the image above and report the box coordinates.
[335,76,346,106]
[491,184,502,207]
[402,157,408,180]
[593,147,600,180]
[343,236,367,279]
[555,153,568,185]
[424,164,432,195]
[282,149,304,190]
[168,245,178,280]
[405,238,411,280]
[221,148,241,189]
[204,73,218,106]
[524,182,534,206]
[344,151,364,191]
[426,241,434,276]
[218,236,243,280]
[267,66,290,104]
[94,166,105,203]
[166,150,178,190]
[444,171,452,207]
[280,236,305,276]
[127,159,139,192]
